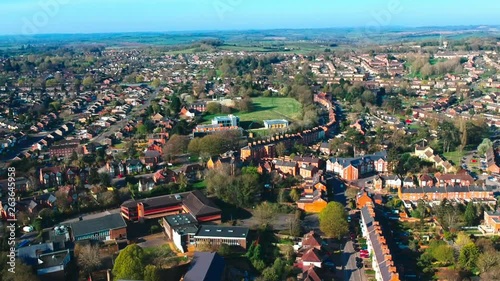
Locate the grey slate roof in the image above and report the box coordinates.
[184,252,225,281]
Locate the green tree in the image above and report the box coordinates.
[459,243,479,271]
[289,188,300,202]
[433,244,455,265]
[112,244,145,281]
[82,76,94,88]
[254,202,275,226]
[464,202,477,226]
[455,232,473,249]
[319,202,349,239]
[144,265,160,281]
[151,79,161,88]
[477,138,493,156]
[275,142,286,157]
[99,173,112,187]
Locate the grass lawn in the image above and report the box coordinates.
[114,142,126,149]
[191,180,206,190]
[203,97,302,128]
[443,150,466,166]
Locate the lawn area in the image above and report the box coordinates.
[203,97,302,128]
[443,150,466,166]
[191,180,206,190]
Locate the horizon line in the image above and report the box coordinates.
[0,24,499,37]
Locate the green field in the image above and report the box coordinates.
[203,97,302,128]
[443,150,466,166]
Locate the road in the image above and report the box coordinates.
[343,240,367,281]
[92,88,159,144]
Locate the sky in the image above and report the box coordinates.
[0,0,499,35]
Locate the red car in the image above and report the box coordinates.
[360,254,369,259]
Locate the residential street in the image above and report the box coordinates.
[343,240,367,281]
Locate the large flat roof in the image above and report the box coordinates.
[66,213,126,238]
[194,225,249,239]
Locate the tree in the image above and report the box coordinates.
[289,188,300,202]
[455,232,473,249]
[275,142,286,157]
[432,244,455,265]
[420,63,434,78]
[217,244,232,257]
[151,79,161,88]
[112,244,145,281]
[477,251,500,274]
[254,202,275,226]
[55,190,70,212]
[136,124,148,137]
[99,173,112,187]
[438,121,460,153]
[144,265,161,281]
[361,90,376,105]
[163,135,189,157]
[477,138,493,156]
[77,244,101,276]
[82,76,94,88]
[463,202,477,226]
[458,243,479,271]
[319,202,349,239]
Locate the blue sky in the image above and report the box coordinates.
[1,0,499,35]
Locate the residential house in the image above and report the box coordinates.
[300,248,325,268]
[398,185,494,202]
[274,160,298,176]
[179,164,204,180]
[106,161,125,177]
[326,151,388,181]
[419,174,434,187]
[486,147,500,174]
[301,231,323,251]
[142,150,162,170]
[297,189,328,213]
[435,173,474,187]
[402,176,414,188]
[299,164,318,179]
[373,176,383,190]
[126,159,143,174]
[381,175,402,189]
[360,203,401,281]
[138,177,156,192]
[39,167,64,188]
[294,156,324,169]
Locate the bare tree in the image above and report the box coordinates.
[77,244,101,276]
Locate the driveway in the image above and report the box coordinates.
[137,233,168,249]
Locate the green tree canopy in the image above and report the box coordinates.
[112,244,145,281]
[319,202,348,239]
[459,243,479,271]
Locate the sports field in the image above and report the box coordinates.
[203,97,302,128]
